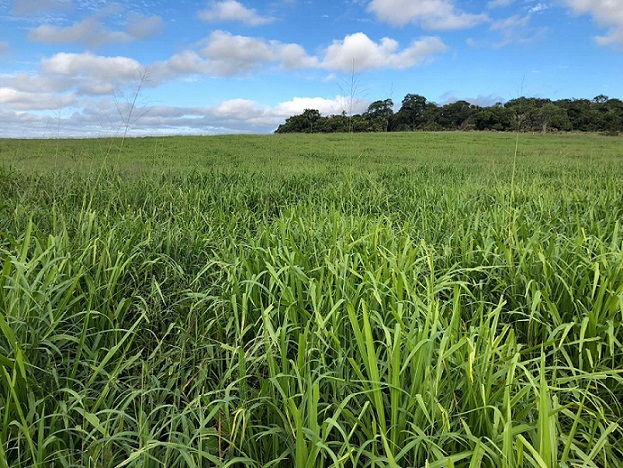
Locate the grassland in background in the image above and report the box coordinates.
[0,132,622,467]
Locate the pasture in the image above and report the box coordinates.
[0,132,622,466]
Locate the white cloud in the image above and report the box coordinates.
[198,0,275,26]
[152,51,211,78]
[322,33,448,72]
[152,31,318,78]
[200,30,277,73]
[367,0,488,29]
[0,87,76,111]
[279,43,319,69]
[0,72,73,94]
[563,0,623,45]
[40,52,146,94]
[28,15,164,48]
[0,41,8,54]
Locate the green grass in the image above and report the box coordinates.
[0,132,622,466]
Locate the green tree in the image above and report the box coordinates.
[437,100,476,130]
[396,94,427,130]
[275,109,322,133]
[473,104,513,131]
[540,103,571,132]
[364,99,395,131]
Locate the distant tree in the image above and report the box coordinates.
[473,105,513,131]
[504,97,552,132]
[275,108,322,133]
[437,100,476,130]
[364,99,395,131]
[539,103,571,132]
[321,112,349,133]
[598,98,623,134]
[421,102,442,130]
[556,99,598,132]
[396,94,428,130]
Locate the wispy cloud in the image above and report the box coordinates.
[529,3,548,14]
[490,14,547,47]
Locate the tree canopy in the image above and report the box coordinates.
[275,94,623,135]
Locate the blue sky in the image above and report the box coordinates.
[0,0,621,137]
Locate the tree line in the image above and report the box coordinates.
[275,94,623,135]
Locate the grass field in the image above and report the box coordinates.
[0,132,622,467]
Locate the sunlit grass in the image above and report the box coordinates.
[0,132,622,466]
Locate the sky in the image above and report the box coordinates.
[0,0,622,137]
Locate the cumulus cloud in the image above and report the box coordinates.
[40,52,146,94]
[200,31,278,73]
[198,0,275,26]
[322,33,448,72]
[0,87,76,111]
[28,15,164,48]
[367,0,488,29]
[563,0,623,45]
[152,31,443,77]
[203,30,317,72]
[152,30,318,78]
[156,31,446,77]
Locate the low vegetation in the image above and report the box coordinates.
[0,132,622,466]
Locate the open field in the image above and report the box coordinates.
[0,132,622,467]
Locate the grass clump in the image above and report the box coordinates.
[0,132,622,466]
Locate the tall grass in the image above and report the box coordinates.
[0,132,622,466]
